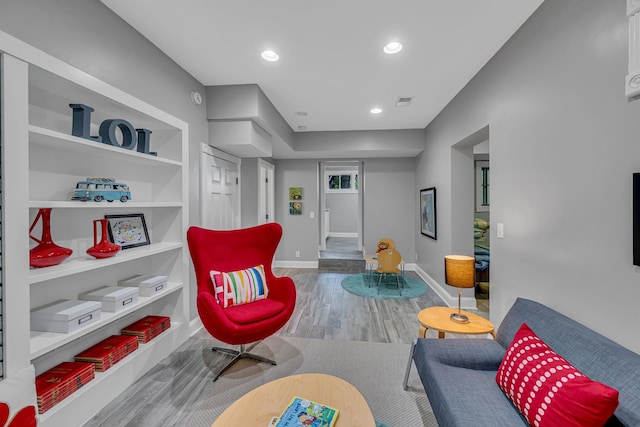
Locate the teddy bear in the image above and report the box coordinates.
[376,238,395,253]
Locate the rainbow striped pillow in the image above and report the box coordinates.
[210,265,269,308]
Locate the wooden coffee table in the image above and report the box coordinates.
[211,373,376,426]
[418,306,496,339]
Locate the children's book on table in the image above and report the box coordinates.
[273,396,339,427]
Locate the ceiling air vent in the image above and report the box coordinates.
[395,96,414,107]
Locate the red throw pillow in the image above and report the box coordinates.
[496,323,619,427]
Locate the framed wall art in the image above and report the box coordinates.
[289,201,302,215]
[420,187,437,240]
[289,187,303,200]
[104,213,150,249]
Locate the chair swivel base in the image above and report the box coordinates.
[211,341,276,382]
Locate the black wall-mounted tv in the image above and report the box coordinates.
[634,173,640,266]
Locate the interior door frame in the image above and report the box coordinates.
[318,160,363,251]
[258,158,275,224]
[199,143,241,228]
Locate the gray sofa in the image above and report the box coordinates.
[404,298,640,426]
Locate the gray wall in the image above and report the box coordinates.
[326,193,358,234]
[274,159,319,261]
[0,0,209,321]
[416,0,640,353]
[363,158,416,259]
[275,157,416,263]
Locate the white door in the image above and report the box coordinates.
[258,159,275,224]
[200,144,240,230]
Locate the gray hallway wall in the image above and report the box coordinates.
[416,0,640,353]
[275,157,416,263]
[326,193,358,234]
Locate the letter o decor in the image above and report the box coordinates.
[99,119,136,150]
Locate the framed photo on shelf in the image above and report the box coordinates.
[104,213,150,249]
[420,187,437,240]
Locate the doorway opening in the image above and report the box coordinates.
[318,161,364,265]
[473,140,490,310]
[451,126,490,312]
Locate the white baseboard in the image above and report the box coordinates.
[189,317,203,336]
[274,260,419,272]
[275,260,319,268]
[414,265,477,310]
[402,262,416,272]
[327,232,358,238]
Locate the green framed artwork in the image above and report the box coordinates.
[289,201,302,215]
[289,187,303,200]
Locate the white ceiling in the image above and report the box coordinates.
[101,0,543,133]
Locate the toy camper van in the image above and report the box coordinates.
[72,178,131,202]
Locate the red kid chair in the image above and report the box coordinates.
[187,223,296,381]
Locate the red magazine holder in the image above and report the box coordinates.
[187,223,296,381]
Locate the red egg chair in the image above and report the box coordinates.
[186,223,296,381]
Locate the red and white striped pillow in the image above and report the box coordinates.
[210,265,269,308]
[496,323,619,427]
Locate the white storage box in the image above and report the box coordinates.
[31,299,102,333]
[78,286,139,312]
[118,274,168,297]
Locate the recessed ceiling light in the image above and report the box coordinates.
[261,50,279,62]
[295,111,308,116]
[384,41,403,54]
[370,107,382,114]
[298,125,307,130]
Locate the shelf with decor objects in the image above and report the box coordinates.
[28,241,183,284]
[30,281,183,359]
[30,200,183,209]
[36,317,183,426]
[1,36,190,427]
[29,125,183,167]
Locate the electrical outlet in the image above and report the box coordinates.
[295,251,300,258]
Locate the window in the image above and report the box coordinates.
[326,172,358,193]
[475,160,489,212]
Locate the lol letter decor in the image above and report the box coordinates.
[29,208,73,268]
[69,103,156,156]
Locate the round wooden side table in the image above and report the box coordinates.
[418,306,496,339]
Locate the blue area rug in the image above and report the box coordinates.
[341,273,427,300]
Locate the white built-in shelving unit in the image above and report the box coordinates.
[1,31,190,427]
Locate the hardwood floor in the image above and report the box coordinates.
[274,267,489,344]
[84,267,489,426]
[318,236,363,260]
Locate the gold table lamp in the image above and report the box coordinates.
[444,255,476,323]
